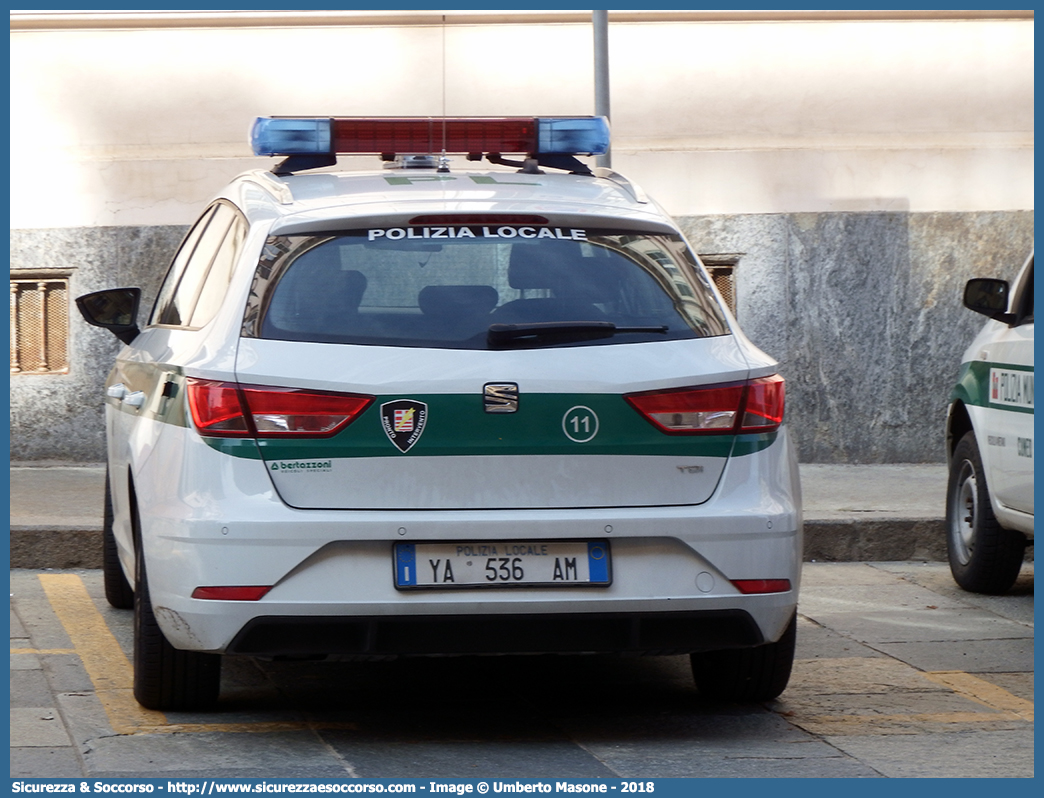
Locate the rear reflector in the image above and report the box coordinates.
[187,379,373,438]
[731,579,792,595]
[625,375,785,435]
[191,586,272,601]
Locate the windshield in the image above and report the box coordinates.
[243,225,730,349]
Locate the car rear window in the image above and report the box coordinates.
[242,225,730,349]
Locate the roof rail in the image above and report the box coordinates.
[592,168,648,204]
[240,170,294,205]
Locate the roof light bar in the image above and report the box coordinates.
[251,116,609,158]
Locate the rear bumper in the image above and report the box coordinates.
[229,609,764,658]
[128,423,803,656]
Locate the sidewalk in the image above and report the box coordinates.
[11,462,956,568]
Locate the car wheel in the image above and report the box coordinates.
[102,473,135,610]
[690,613,796,702]
[131,493,221,711]
[946,431,1026,594]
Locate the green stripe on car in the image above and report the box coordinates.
[953,361,1034,414]
[204,392,777,460]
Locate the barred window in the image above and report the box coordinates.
[699,254,740,317]
[11,273,70,374]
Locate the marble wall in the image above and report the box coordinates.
[680,211,1035,463]
[10,211,1034,463]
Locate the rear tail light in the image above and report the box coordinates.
[625,375,785,435]
[741,375,786,432]
[187,379,373,438]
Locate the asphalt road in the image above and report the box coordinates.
[10,562,1034,779]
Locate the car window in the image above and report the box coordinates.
[151,203,237,327]
[150,206,215,326]
[189,211,248,328]
[242,227,730,349]
[1015,259,1033,325]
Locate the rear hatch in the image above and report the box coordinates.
[218,220,770,510]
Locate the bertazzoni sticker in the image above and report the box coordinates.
[269,459,333,473]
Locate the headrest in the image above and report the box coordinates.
[508,241,623,302]
[418,285,499,317]
[507,241,585,290]
[331,269,367,309]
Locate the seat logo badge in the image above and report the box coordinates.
[380,400,428,453]
[484,383,519,413]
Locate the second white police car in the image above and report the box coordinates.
[946,252,1033,593]
[77,116,802,710]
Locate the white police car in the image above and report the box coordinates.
[76,116,802,710]
[946,251,1034,593]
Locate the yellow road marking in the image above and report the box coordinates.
[924,670,1034,722]
[39,574,167,733]
[11,648,76,655]
[781,658,1034,735]
[37,573,357,736]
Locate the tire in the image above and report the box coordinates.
[946,431,1026,594]
[131,492,221,711]
[102,472,135,610]
[691,613,796,702]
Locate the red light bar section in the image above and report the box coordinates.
[332,118,537,154]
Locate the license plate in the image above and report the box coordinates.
[394,541,611,589]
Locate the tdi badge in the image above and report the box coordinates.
[380,400,428,453]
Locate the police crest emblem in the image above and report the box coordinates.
[380,400,428,453]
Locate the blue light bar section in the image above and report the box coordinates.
[536,117,610,155]
[251,117,332,156]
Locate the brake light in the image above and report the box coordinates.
[251,116,610,157]
[731,579,792,595]
[409,214,549,226]
[186,379,373,438]
[625,375,785,435]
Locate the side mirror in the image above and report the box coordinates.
[76,288,142,344]
[963,278,1014,324]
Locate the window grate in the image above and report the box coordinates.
[11,276,70,374]
[699,254,741,317]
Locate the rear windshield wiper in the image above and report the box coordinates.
[487,321,668,348]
